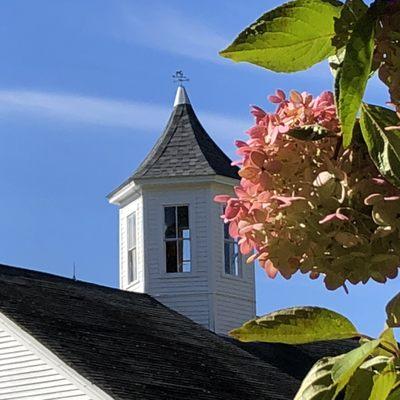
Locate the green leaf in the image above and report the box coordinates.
[332,0,368,50]
[288,125,332,141]
[360,104,400,189]
[387,385,400,400]
[386,292,400,328]
[229,306,358,344]
[332,339,381,395]
[294,355,343,400]
[220,0,342,73]
[329,47,346,79]
[344,368,374,400]
[338,9,375,147]
[379,328,399,355]
[369,361,397,400]
[361,356,391,371]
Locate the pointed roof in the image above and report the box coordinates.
[174,85,191,107]
[111,86,239,195]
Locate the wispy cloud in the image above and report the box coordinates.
[114,2,228,63]
[0,89,249,142]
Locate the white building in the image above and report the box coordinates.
[108,85,256,334]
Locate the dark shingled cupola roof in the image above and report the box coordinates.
[110,86,239,196]
[133,86,239,180]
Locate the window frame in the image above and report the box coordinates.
[222,207,243,279]
[163,204,192,274]
[127,212,138,284]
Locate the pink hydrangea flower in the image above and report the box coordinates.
[214,89,400,290]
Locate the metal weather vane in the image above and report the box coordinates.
[172,70,189,85]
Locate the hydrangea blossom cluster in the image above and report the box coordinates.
[215,90,400,290]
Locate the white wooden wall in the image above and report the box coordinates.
[142,186,211,328]
[210,183,256,334]
[0,314,111,400]
[118,180,256,335]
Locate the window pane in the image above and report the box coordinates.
[224,242,232,275]
[164,207,176,239]
[128,249,135,283]
[178,240,191,272]
[181,229,190,239]
[182,262,191,273]
[132,248,137,281]
[178,206,189,228]
[177,240,191,273]
[132,215,136,247]
[127,213,136,249]
[234,243,242,277]
[178,206,189,238]
[224,241,241,276]
[182,239,191,262]
[166,241,178,273]
[224,221,230,240]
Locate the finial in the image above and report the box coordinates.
[73,262,77,281]
[172,70,189,86]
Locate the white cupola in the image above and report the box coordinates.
[108,85,255,335]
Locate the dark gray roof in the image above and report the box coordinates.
[0,264,357,400]
[109,88,239,198]
[226,338,357,382]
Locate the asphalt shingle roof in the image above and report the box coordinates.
[0,264,357,400]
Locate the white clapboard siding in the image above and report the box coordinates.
[0,315,113,400]
[142,187,212,328]
[115,178,255,335]
[210,183,256,335]
[0,327,89,399]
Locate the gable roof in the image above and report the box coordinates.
[109,87,239,197]
[0,264,356,400]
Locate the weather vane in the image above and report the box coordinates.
[172,70,189,85]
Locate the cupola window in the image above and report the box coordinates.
[127,212,138,283]
[224,219,242,277]
[164,206,191,273]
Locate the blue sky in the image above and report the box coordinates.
[0,0,397,336]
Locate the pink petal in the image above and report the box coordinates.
[229,220,239,238]
[290,90,303,104]
[231,160,242,166]
[224,204,240,219]
[278,125,290,134]
[364,194,383,205]
[276,90,286,100]
[235,140,248,148]
[269,95,283,104]
[214,195,231,203]
[263,260,278,279]
[319,212,349,224]
[272,195,305,205]
[372,178,387,185]
[384,196,400,201]
[251,106,266,122]
[239,239,253,255]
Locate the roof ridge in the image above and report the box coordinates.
[186,104,239,178]
[133,105,183,178]
[0,263,150,298]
